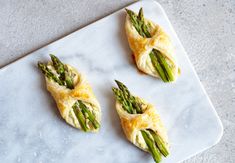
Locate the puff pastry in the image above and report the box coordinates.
[125,8,180,82]
[38,54,100,132]
[112,80,169,162]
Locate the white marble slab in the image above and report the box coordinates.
[0,1,223,162]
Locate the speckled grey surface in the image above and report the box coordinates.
[0,0,234,162]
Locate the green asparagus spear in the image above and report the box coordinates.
[150,49,175,82]
[154,50,174,82]
[125,8,151,38]
[112,87,133,114]
[50,54,74,89]
[77,100,100,129]
[141,130,162,163]
[112,80,142,114]
[72,103,88,132]
[115,80,131,97]
[115,80,142,113]
[115,80,135,113]
[137,8,151,38]
[148,129,169,157]
[130,94,142,114]
[50,54,65,75]
[38,62,64,86]
[64,65,74,89]
[149,51,168,82]
[126,9,141,35]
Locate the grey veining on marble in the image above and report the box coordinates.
[0,0,234,163]
[0,1,223,162]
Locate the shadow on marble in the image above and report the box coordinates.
[101,85,126,138]
[116,11,136,67]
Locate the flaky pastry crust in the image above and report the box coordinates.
[115,96,169,151]
[45,63,101,132]
[125,15,179,79]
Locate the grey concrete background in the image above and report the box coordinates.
[0,0,234,162]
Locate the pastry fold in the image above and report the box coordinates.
[38,55,100,132]
[112,80,169,162]
[116,97,169,152]
[125,8,180,82]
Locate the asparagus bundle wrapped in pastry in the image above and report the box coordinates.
[112,80,169,163]
[38,54,100,132]
[125,8,180,82]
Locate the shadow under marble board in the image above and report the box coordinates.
[0,0,223,163]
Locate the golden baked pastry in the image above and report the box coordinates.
[38,54,100,132]
[125,8,180,82]
[112,80,169,162]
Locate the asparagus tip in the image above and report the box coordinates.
[114,79,119,84]
[125,8,135,16]
[37,61,42,67]
[37,61,46,70]
[114,79,124,87]
[49,54,58,62]
[125,8,130,12]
